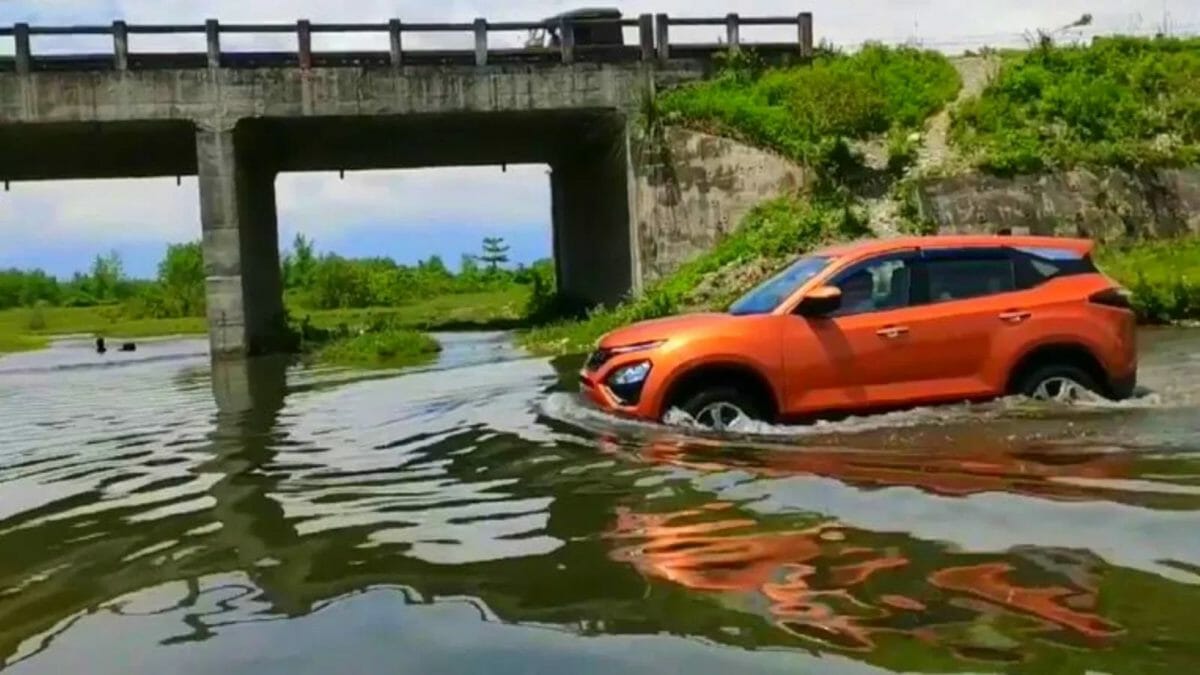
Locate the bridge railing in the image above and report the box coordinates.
[0,13,814,73]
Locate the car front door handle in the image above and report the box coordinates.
[876,325,909,339]
[999,310,1032,323]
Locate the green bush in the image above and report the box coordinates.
[953,37,1200,173]
[1096,237,1200,323]
[659,44,960,165]
[316,328,441,368]
[25,301,48,331]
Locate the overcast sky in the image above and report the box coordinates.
[1,0,1196,277]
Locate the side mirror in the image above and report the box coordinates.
[795,285,842,317]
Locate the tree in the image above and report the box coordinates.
[479,237,510,272]
[88,251,125,302]
[282,233,318,290]
[156,242,206,316]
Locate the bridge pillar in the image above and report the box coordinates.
[551,120,637,308]
[196,123,290,358]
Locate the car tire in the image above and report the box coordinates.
[673,387,766,430]
[1015,364,1104,402]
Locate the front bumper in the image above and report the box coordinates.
[579,367,654,420]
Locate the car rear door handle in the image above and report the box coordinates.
[876,325,909,339]
[999,310,1032,323]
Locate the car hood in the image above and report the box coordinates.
[598,313,733,349]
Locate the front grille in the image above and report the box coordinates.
[585,348,612,371]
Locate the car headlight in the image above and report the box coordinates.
[609,360,652,386]
[609,340,665,356]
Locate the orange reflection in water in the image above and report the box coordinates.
[621,436,1135,504]
[608,503,1123,657]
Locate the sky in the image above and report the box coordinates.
[1,0,1197,278]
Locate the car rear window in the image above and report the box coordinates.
[926,258,1016,302]
[1012,247,1099,289]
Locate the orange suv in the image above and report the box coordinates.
[580,235,1137,429]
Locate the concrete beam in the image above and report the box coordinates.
[0,63,689,125]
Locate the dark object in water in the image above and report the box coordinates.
[120,342,137,352]
[95,337,107,354]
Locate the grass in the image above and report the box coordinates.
[0,304,207,344]
[1097,236,1200,323]
[312,329,442,369]
[0,287,529,357]
[952,36,1200,174]
[297,287,530,333]
[519,194,869,355]
[657,44,960,166]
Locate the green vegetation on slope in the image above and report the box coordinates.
[953,37,1200,174]
[521,45,959,356]
[1097,236,1200,323]
[658,45,961,165]
[520,195,869,354]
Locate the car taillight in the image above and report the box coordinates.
[1089,287,1133,310]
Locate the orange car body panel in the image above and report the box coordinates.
[580,235,1137,421]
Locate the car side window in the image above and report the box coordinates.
[923,249,1016,303]
[829,254,914,317]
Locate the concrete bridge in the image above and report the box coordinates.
[0,13,814,356]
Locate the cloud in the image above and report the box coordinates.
[1,0,1197,275]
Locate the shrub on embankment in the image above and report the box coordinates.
[1097,237,1200,324]
[952,37,1200,174]
[519,195,868,354]
[657,45,961,167]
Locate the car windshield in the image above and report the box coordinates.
[728,255,832,316]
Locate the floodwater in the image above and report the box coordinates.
[1,329,1198,674]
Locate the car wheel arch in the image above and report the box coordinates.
[1004,341,1110,396]
[658,360,780,422]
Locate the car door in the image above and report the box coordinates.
[902,246,1025,400]
[783,251,928,415]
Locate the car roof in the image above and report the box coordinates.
[815,235,1094,259]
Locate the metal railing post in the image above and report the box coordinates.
[725,14,740,52]
[473,18,487,66]
[113,21,129,70]
[389,19,403,67]
[559,17,575,64]
[14,23,31,74]
[205,19,221,68]
[654,14,670,62]
[638,14,654,61]
[798,12,814,58]
[297,19,312,69]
